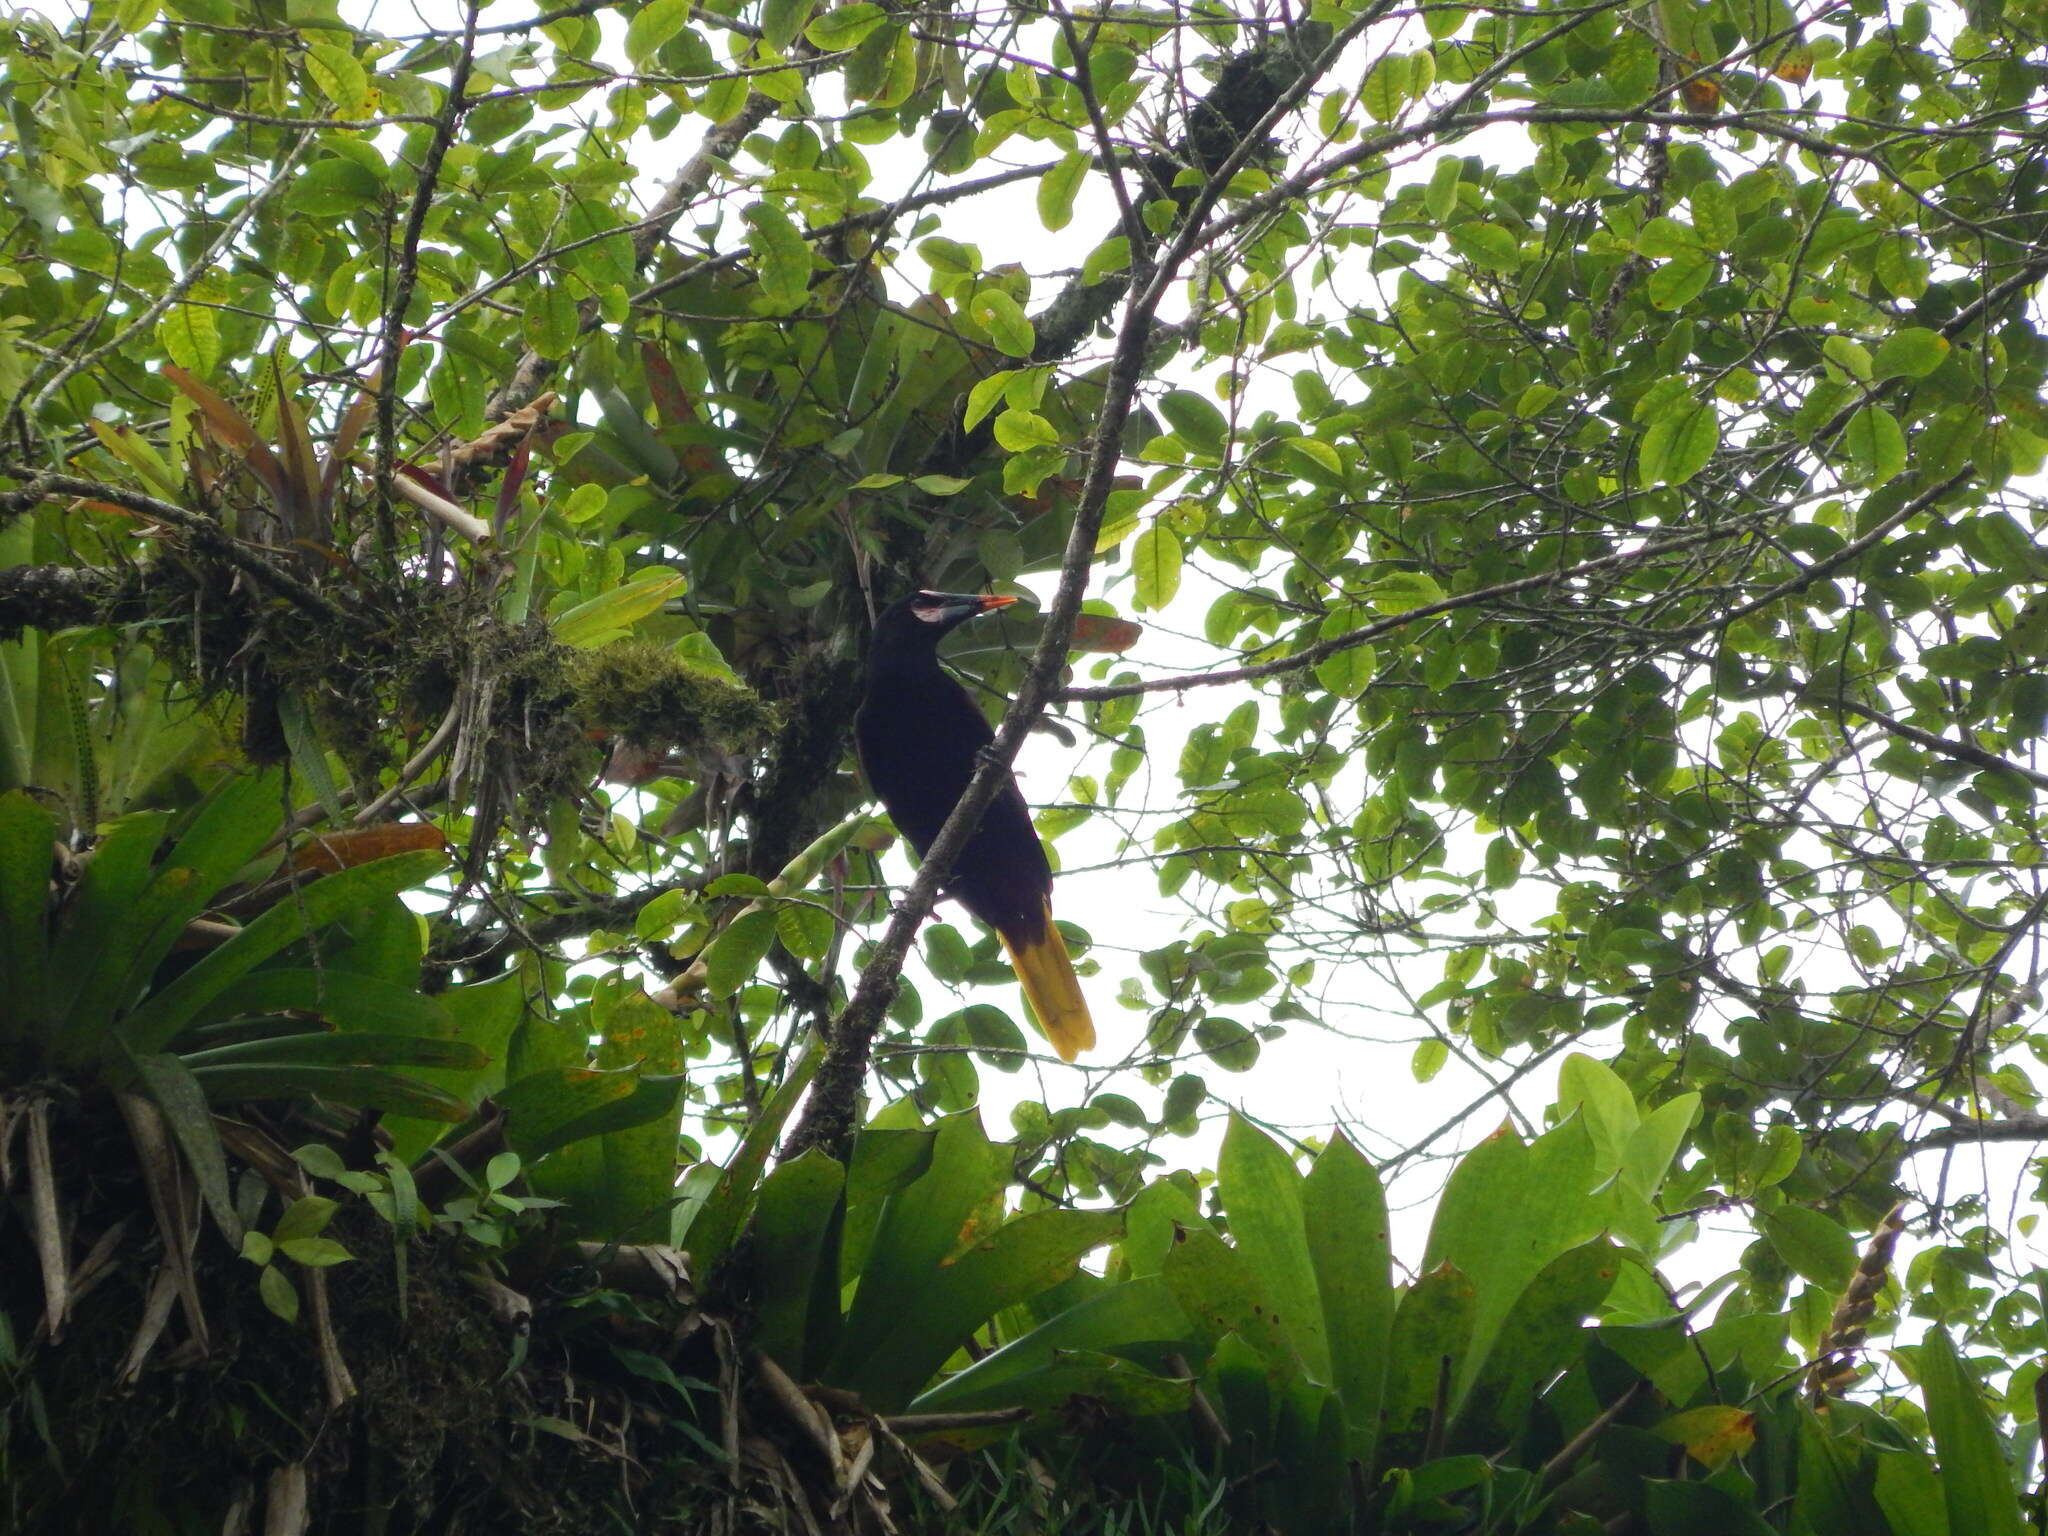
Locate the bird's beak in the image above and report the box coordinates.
[976,595,1018,612]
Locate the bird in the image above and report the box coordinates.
[854,590,1096,1062]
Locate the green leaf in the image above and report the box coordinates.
[1844,404,1906,486]
[1158,390,1228,454]
[1219,1115,1328,1380]
[117,850,448,1057]
[1447,222,1518,271]
[1421,1117,1611,1405]
[1916,1326,2027,1536]
[1360,54,1409,122]
[128,1052,244,1245]
[699,907,778,996]
[626,0,689,63]
[259,1263,299,1323]
[992,408,1058,451]
[750,1150,847,1377]
[1638,397,1719,486]
[910,1276,1194,1412]
[1303,1133,1393,1460]
[1411,1037,1448,1081]
[1448,1237,1624,1444]
[677,1043,820,1266]
[962,369,1015,433]
[157,303,220,376]
[275,695,345,825]
[760,0,811,49]
[273,1195,338,1243]
[302,41,372,117]
[1379,1261,1477,1450]
[1762,1206,1856,1289]
[0,791,55,1048]
[1131,525,1183,613]
[744,201,813,315]
[827,1112,1014,1403]
[552,570,686,648]
[1082,235,1131,285]
[181,1030,486,1072]
[187,967,456,1039]
[1648,250,1715,309]
[187,1064,474,1121]
[1037,151,1087,232]
[1873,327,1950,379]
[1161,1223,1304,1376]
[524,284,578,362]
[805,1,885,49]
[277,1237,353,1267]
[497,1065,687,1158]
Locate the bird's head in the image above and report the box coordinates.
[871,590,1018,654]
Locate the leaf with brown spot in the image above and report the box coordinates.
[1654,1405,1757,1469]
[1680,72,1722,112]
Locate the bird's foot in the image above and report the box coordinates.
[974,743,1005,771]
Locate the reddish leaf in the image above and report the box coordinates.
[1069,614,1144,652]
[289,823,448,874]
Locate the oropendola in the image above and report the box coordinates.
[855,590,1096,1062]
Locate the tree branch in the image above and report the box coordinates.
[0,467,355,629]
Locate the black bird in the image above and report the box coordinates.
[855,590,1095,1061]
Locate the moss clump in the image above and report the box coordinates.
[566,640,776,759]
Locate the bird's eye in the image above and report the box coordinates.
[910,597,947,623]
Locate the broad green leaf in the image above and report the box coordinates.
[523,284,578,361]
[843,1203,1124,1409]
[117,850,449,1056]
[750,1150,847,1377]
[1037,151,1087,232]
[1639,398,1719,486]
[1158,389,1228,454]
[679,1043,820,1266]
[1915,1327,2026,1536]
[1131,524,1183,612]
[180,1031,485,1071]
[586,976,688,1240]
[1421,1118,1606,1404]
[1448,1238,1624,1445]
[551,570,686,648]
[0,791,54,1046]
[1844,404,1906,486]
[1360,54,1409,122]
[626,0,689,64]
[806,2,885,49]
[1219,1114,1328,1379]
[497,1065,686,1157]
[698,907,778,996]
[1874,327,1950,379]
[1303,1133,1392,1459]
[1557,1051,1639,1175]
[744,201,813,314]
[128,1053,243,1244]
[911,1274,1195,1411]
[1447,222,1518,271]
[1378,1261,1477,1453]
[1160,1224,1304,1375]
[828,1111,1012,1397]
[1762,1206,1856,1289]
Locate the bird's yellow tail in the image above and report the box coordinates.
[1001,900,1096,1062]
